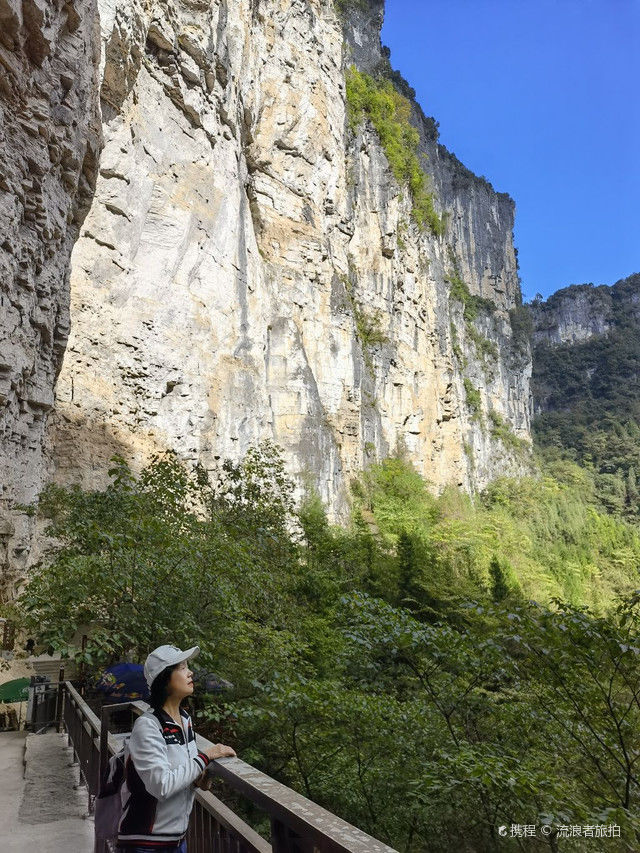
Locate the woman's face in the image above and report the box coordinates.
[167,660,194,700]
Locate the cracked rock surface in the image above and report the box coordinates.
[1,0,533,584]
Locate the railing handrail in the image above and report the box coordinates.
[64,681,398,853]
[209,757,397,853]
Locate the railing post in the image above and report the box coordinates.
[79,634,87,695]
[271,818,287,852]
[271,817,304,853]
[55,667,65,732]
[99,704,110,788]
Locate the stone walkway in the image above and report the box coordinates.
[0,730,94,851]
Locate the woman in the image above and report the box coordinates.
[117,644,236,852]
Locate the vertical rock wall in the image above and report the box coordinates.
[0,0,101,594]
[1,0,533,588]
[46,0,531,518]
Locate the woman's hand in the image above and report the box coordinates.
[205,743,236,761]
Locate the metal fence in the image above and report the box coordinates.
[27,673,65,732]
[61,682,398,853]
[1,618,16,652]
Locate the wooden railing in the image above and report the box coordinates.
[62,682,398,853]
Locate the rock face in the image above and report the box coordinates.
[1,0,533,582]
[531,275,640,348]
[0,0,101,593]
[47,0,531,505]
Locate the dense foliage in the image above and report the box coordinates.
[345,66,446,236]
[15,444,640,851]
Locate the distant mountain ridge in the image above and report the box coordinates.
[530,272,640,517]
[531,274,640,349]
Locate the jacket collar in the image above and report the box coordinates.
[153,706,190,724]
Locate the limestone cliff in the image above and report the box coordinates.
[530,274,640,501]
[0,0,101,593]
[1,0,533,585]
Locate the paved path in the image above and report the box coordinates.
[0,730,94,851]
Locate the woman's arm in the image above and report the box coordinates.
[128,715,211,801]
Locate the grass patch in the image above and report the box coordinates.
[489,410,529,453]
[396,219,407,252]
[345,66,446,237]
[340,274,388,370]
[463,377,482,420]
[450,322,466,365]
[463,440,475,470]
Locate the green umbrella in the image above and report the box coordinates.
[0,678,30,703]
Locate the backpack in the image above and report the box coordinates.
[94,710,163,849]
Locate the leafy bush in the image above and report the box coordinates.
[489,409,529,453]
[445,270,497,323]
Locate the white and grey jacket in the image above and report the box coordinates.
[117,706,210,848]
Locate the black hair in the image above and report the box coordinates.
[149,663,179,712]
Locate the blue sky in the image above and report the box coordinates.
[381,0,640,301]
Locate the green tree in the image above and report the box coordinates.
[498,595,640,844]
[489,555,510,602]
[626,467,638,511]
[397,529,419,607]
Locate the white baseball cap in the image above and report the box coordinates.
[144,644,200,689]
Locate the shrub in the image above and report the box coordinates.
[446,252,499,379]
[445,271,497,324]
[509,303,533,354]
[333,0,369,17]
[340,274,388,370]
